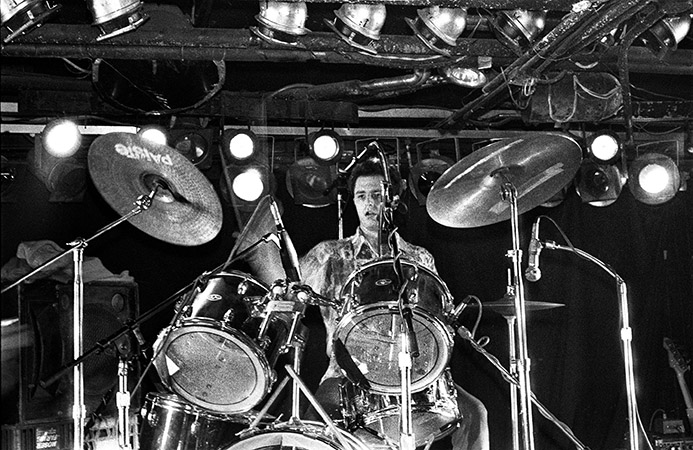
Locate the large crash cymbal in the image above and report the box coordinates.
[426,133,582,228]
[88,132,222,246]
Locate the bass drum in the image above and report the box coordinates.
[335,258,454,394]
[139,392,256,450]
[340,370,461,449]
[153,271,290,414]
[221,421,377,450]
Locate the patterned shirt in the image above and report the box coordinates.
[299,228,440,381]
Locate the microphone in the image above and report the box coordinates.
[525,218,543,282]
[449,295,474,327]
[269,198,301,282]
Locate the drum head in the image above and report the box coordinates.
[339,259,453,318]
[156,320,273,414]
[223,421,371,450]
[334,302,452,394]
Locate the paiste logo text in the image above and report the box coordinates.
[114,143,174,166]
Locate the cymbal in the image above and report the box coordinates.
[480,298,565,317]
[88,132,222,246]
[426,133,582,228]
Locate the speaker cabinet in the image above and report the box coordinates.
[7,280,140,425]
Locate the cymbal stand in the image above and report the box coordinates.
[1,188,157,450]
[542,240,639,450]
[499,177,535,450]
[456,327,589,450]
[116,357,132,450]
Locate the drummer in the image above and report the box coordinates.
[299,157,489,450]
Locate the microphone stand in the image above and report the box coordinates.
[372,142,417,450]
[542,240,640,450]
[498,174,536,450]
[1,187,158,450]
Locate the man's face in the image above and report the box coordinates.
[353,174,384,233]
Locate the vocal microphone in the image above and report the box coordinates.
[269,198,302,282]
[525,218,543,282]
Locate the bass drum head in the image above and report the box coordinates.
[334,302,452,394]
[223,421,371,450]
[154,320,273,414]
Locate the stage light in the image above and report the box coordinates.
[440,65,488,88]
[308,130,343,165]
[1,0,60,43]
[628,152,681,205]
[492,9,546,52]
[221,130,273,227]
[587,131,621,165]
[324,3,386,54]
[138,125,168,146]
[42,119,82,158]
[405,6,467,57]
[286,157,337,207]
[575,159,624,207]
[171,131,212,169]
[409,156,453,206]
[223,129,258,161]
[29,132,86,202]
[251,0,309,46]
[87,0,148,41]
[639,12,692,58]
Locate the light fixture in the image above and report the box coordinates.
[575,159,624,207]
[587,131,622,165]
[639,12,692,58]
[440,64,488,88]
[1,0,60,43]
[491,9,546,53]
[137,125,168,146]
[286,157,337,207]
[324,3,386,54]
[251,0,309,47]
[220,129,273,227]
[171,130,212,169]
[88,0,148,41]
[409,156,453,206]
[42,119,82,158]
[29,132,86,202]
[308,130,343,165]
[628,152,681,205]
[405,6,467,57]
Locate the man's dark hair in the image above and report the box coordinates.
[348,157,402,195]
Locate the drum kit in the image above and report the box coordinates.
[4,131,596,450]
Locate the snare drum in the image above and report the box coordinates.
[153,271,290,414]
[340,370,461,448]
[335,259,454,394]
[139,392,251,450]
[222,420,377,450]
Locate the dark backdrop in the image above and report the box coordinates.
[2,161,692,450]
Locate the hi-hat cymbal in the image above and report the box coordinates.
[480,298,565,317]
[88,132,222,246]
[426,133,582,228]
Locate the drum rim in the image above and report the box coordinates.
[338,258,454,316]
[207,270,271,289]
[334,301,453,394]
[160,320,275,414]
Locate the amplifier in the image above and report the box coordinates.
[652,435,693,450]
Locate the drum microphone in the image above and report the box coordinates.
[525,217,543,282]
[269,198,302,282]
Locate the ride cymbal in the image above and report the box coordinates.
[480,297,565,317]
[88,132,222,246]
[426,133,582,228]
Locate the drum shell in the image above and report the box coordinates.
[139,392,253,450]
[340,370,460,448]
[339,258,453,320]
[153,272,291,415]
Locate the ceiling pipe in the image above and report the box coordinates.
[271,69,434,101]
